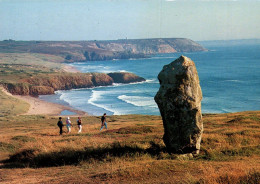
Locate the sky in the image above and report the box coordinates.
[0,0,260,41]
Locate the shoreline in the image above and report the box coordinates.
[1,86,259,117]
[1,63,87,117]
[62,64,81,73]
[1,87,87,117]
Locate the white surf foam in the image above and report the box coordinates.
[88,90,104,106]
[112,80,149,87]
[59,93,71,104]
[88,90,123,115]
[145,78,159,83]
[223,80,243,83]
[150,56,176,59]
[118,95,157,108]
[119,70,130,73]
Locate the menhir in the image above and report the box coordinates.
[154,55,203,154]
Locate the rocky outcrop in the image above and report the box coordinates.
[3,72,145,96]
[154,56,203,154]
[108,72,145,83]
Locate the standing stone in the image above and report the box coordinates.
[154,56,203,154]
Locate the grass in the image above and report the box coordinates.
[0,142,16,153]
[0,53,64,71]
[0,111,259,183]
[11,136,36,143]
[0,53,67,93]
[0,88,30,116]
[0,54,259,183]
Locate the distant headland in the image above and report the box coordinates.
[0,38,207,62]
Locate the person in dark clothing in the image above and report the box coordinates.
[57,117,64,135]
[77,117,82,133]
[100,113,107,131]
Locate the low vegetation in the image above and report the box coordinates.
[0,88,29,117]
[0,39,207,62]
[0,109,259,183]
[0,51,259,183]
[0,53,144,96]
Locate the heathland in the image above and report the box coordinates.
[0,38,207,62]
[0,52,145,96]
[0,101,259,183]
[0,39,259,183]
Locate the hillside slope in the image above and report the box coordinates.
[0,112,259,183]
[0,38,207,62]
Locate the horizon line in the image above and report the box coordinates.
[2,37,260,42]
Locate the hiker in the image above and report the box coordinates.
[66,117,72,134]
[77,117,82,133]
[57,117,64,135]
[100,113,107,131]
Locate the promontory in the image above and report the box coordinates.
[0,38,207,62]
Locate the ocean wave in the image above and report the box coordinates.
[112,80,147,87]
[146,78,158,83]
[150,56,176,59]
[223,80,244,83]
[87,90,122,115]
[88,90,106,105]
[119,70,130,73]
[118,95,157,108]
[59,93,75,106]
[54,90,61,95]
[75,65,115,73]
[202,109,223,114]
[221,108,233,113]
[112,78,158,86]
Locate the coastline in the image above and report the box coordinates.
[62,64,81,73]
[1,79,87,117]
[1,63,87,116]
[15,94,87,116]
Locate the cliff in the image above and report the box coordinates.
[108,72,145,83]
[0,38,207,62]
[2,72,145,96]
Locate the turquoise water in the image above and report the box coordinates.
[40,43,260,116]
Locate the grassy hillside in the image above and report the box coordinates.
[0,53,144,96]
[0,38,207,62]
[0,53,65,83]
[0,88,30,117]
[0,53,64,71]
[0,111,259,183]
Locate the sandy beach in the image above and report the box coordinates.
[1,64,87,116]
[62,64,81,73]
[1,87,87,116]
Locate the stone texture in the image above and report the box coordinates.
[154,55,203,154]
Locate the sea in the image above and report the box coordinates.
[39,41,260,116]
